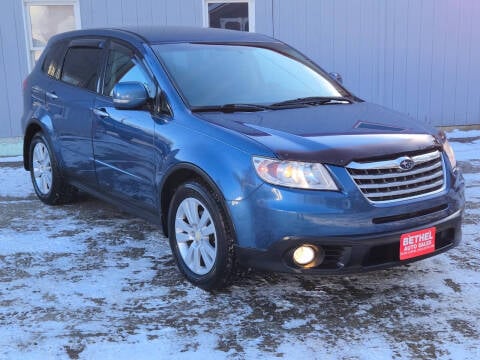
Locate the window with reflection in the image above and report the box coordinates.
[24,2,79,69]
[60,47,102,92]
[103,42,154,98]
[207,1,250,32]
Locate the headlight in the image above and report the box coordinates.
[252,156,338,190]
[443,139,457,169]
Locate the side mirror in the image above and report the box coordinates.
[112,82,148,109]
[329,72,343,84]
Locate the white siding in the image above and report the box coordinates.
[1,0,479,140]
[80,0,203,28]
[0,0,29,138]
[269,0,480,126]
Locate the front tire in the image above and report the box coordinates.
[168,180,236,290]
[29,132,76,205]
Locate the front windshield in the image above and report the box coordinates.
[154,43,345,108]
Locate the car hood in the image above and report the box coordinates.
[195,102,442,166]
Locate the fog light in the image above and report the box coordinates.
[293,245,316,266]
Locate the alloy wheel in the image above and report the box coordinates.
[175,197,217,275]
[32,142,53,195]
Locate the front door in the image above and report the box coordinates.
[93,41,157,210]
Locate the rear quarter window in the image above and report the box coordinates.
[60,47,103,92]
[41,41,68,78]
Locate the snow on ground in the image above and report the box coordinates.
[0,131,479,359]
[447,129,480,139]
[0,156,23,163]
[0,166,34,199]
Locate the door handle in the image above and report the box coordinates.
[46,91,58,100]
[93,108,110,118]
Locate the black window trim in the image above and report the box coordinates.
[41,40,69,80]
[99,38,157,98]
[68,38,106,49]
[57,36,108,94]
[98,38,172,116]
[41,35,172,116]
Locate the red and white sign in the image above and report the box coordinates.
[400,227,436,260]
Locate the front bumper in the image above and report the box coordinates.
[230,164,464,274]
[236,209,462,273]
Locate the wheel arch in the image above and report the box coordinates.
[159,163,237,243]
[23,122,43,170]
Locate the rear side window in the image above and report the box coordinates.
[41,41,68,78]
[60,47,103,92]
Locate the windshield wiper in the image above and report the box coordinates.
[191,103,271,113]
[270,96,353,108]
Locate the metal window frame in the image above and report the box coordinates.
[203,0,255,32]
[22,0,82,71]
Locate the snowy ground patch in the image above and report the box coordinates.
[0,156,23,163]
[0,131,479,359]
[0,166,34,198]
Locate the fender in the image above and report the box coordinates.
[158,161,243,240]
[158,135,264,203]
[23,111,65,173]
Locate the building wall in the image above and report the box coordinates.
[269,0,480,127]
[0,0,30,138]
[79,0,203,28]
[1,0,479,141]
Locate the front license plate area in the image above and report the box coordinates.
[400,227,436,260]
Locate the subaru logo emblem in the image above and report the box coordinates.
[399,157,415,171]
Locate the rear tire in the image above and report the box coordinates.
[168,180,236,290]
[29,132,76,205]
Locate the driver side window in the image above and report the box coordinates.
[103,42,155,98]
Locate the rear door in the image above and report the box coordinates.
[49,38,105,185]
[92,40,157,210]
[31,40,68,110]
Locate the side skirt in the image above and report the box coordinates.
[69,180,163,228]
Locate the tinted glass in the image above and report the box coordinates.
[103,43,154,97]
[41,40,67,78]
[60,47,103,91]
[155,43,342,107]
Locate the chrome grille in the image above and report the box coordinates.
[346,150,445,202]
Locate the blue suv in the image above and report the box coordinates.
[22,26,464,290]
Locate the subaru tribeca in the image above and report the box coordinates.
[21,27,464,290]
